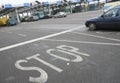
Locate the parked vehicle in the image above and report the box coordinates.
[85,6,120,31]
[34,11,45,19]
[6,17,17,26]
[23,14,39,22]
[23,16,32,22]
[53,12,67,18]
[0,15,8,26]
[32,14,39,21]
[44,14,53,19]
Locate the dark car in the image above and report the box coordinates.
[6,17,17,26]
[85,6,120,31]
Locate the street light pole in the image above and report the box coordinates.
[48,0,51,15]
[15,8,20,23]
[68,1,72,13]
[98,0,100,9]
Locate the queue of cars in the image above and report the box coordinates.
[0,15,17,26]
[85,1,120,31]
[21,11,67,22]
[1,1,120,30]
[22,14,39,22]
[0,11,67,26]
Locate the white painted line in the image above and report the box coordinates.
[96,31,112,34]
[1,31,5,32]
[72,32,120,42]
[18,34,27,37]
[26,54,63,72]
[0,25,84,52]
[7,32,12,34]
[13,28,21,30]
[43,39,120,46]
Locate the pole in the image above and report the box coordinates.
[69,1,72,13]
[48,0,51,15]
[15,8,20,23]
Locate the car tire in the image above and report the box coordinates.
[6,21,10,26]
[64,15,67,17]
[88,23,96,31]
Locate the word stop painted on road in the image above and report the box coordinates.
[15,45,90,83]
[47,45,90,62]
[15,54,48,83]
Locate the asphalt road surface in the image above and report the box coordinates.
[0,10,120,83]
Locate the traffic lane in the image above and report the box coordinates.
[76,29,120,40]
[0,29,61,48]
[0,24,78,48]
[0,40,120,83]
[47,31,120,44]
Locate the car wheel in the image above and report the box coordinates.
[64,15,67,17]
[88,23,96,31]
[6,21,10,26]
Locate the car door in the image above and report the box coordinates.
[112,9,120,27]
[97,8,118,28]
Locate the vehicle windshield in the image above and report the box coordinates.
[104,8,119,17]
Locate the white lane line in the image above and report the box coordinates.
[96,31,112,34]
[0,31,12,34]
[0,25,84,52]
[18,34,27,37]
[7,32,12,34]
[1,31,5,32]
[72,32,120,42]
[43,39,120,46]
[26,54,63,72]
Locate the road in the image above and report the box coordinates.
[0,10,120,83]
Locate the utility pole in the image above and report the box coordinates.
[67,0,72,13]
[98,0,100,9]
[15,8,20,23]
[48,0,51,15]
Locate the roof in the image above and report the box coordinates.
[0,8,14,15]
[0,7,25,16]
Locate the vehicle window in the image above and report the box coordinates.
[104,8,118,17]
[117,10,120,16]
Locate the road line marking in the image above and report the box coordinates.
[26,54,63,72]
[43,39,120,46]
[1,31,5,32]
[96,31,112,34]
[7,32,12,34]
[72,32,120,42]
[18,34,27,37]
[0,25,84,52]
